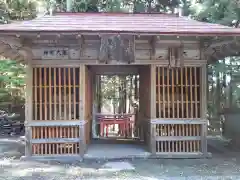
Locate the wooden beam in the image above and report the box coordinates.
[209,40,235,48]
[31,138,81,143]
[155,136,201,141]
[3,31,238,38]
[151,119,207,124]
[26,120,85,127]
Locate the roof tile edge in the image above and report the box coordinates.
[53,12,179,17]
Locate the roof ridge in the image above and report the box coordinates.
[54,12,179,17]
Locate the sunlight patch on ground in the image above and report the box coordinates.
[99,161,135,172]
[66,166,99,176]
[0,159,13,166]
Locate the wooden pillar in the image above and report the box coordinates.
[200,64,208,156]
[201,64,207,119]
[150,64,156,119]
[25,63,33,157]
[79,64,86,156]
[150,64,156,154]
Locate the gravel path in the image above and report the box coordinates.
[1,157,240,180]
[0,136,240,180]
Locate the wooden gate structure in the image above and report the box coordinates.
[0,13,239,159]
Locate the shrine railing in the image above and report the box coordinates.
[95,113,143,140]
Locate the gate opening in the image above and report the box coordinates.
[93,74,141,140]
[85,65,150,159]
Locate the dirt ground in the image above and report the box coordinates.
[0,136,240,180]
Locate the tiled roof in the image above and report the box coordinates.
[0,13,240,35]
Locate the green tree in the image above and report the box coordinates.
[0,59,25,108]
[190,0,239,26]
[190,0,240,134]
[0,0,38,23]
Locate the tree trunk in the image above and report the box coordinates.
[147,0,152,13]
[229,59,233,108]
[216,65,221,116]
[133,0,137,12]
[66,0,73,12]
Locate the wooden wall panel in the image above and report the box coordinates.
[31,67,82,156]
[32,126,79,139]
[155,140,201,153]
[152,66,205,155]
[32,143,79,155]
[155,124,201,153]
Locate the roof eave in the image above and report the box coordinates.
[0,30,239,37]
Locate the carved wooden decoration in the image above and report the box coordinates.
[121,35,135,63]
[99,34,110,63]
[0,43,10,54]
[149,36,156,60]
[168,47,179,67]
[0,36,22,49]
[167,46,185,67]
[99,34,135,64]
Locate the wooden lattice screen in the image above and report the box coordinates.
[31,67,82,156]
[152,66,207,155]
[156,67,201,119]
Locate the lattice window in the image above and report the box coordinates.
[156,67,201,118]
[32,67,81,121]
